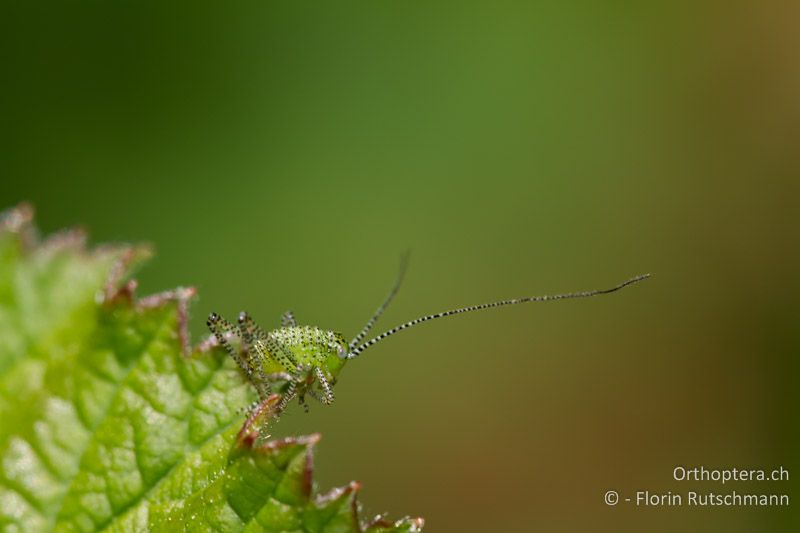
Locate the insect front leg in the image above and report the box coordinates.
[307,388,327,405]
[314,366,335,405]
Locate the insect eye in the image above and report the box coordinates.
[337,345,347,359]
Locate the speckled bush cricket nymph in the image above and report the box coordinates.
[207,256,649,439]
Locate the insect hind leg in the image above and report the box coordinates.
[274,379,298,414]
[237,394,282,446]
[207,313,257,386]
[238,311,273,400]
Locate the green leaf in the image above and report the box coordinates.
[0,204,423,533]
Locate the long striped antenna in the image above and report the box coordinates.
[348,252,410,351]
[346,273,650,359]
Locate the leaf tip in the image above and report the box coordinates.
[0,202,34,233]
[102,245,155,304]
[315,480,361,507]
[363,515,426,532]
[253,433,322,452]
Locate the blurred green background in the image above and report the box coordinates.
[2,2,798,531]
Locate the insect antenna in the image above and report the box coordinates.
[346,273,651,359]
[348,252,410,351]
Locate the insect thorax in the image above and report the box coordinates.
[262,326,347,377]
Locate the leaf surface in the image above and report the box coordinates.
[0,204,423,533]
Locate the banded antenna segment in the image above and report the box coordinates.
[346,273,651,359]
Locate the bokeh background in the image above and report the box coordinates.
[2,2,798,531]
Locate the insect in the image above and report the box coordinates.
[207,256,649,439]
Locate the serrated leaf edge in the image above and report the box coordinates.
[1,203,424,532]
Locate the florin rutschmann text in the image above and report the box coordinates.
[604,466,790,508]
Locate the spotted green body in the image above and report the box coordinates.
[207,312,350,416]
[266,326,347,377]
[207,255,649,437]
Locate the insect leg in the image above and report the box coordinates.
[274,379,298,414]
[281,310,297,327]
[307,388,326,404]
[207,313,256,386]
[298,394,310,413]
[264,334,300,374]
[314,367,335,405]
[264,371,295,382]
[237,393,281,445]
[238,312,272,400]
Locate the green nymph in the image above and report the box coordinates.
[208,255,649,437]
